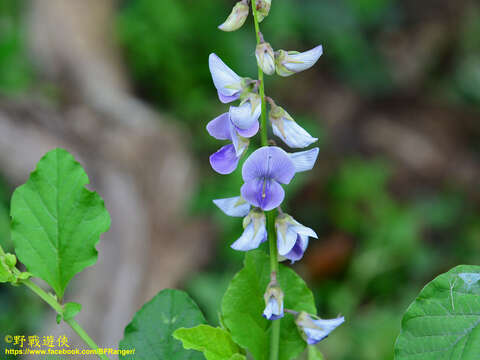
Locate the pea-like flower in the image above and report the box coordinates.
[241,146,319,211]
[231,208,267,251]
[229,93,262,131]
[269,102,317,148]
[276,214,317,263]
[256,42,275,76]
[218,1,249,32]
[275,45,323,77]
[207,111,259,174]
[213,196,251,217]
[295,312,345,345]
[209,53,246,103]
[263,280,284,320]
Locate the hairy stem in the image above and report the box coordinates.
[251,2,280,360]
[22,279,108,360]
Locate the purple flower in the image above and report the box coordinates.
[231,209,267,251]
[275,45,323,77]
[207,111,259,174]
[240,147,319,211]
[263,283,284,320]
[209,53,244,103]
[213,196,251,217]
[295,312,345,345]
[229,94,262,131]
[276,214,317,263]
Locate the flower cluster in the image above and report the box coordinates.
[208,0,343,344]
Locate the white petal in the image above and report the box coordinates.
[231,222,266,251]
[277,227,298,256]
[230,126,249,157]
[229,101,261,130]
[209,53,242,96]
[284,45,323,73]
[291,221,318,239]
[288,148,319,173]
[272,118,317,148]
[213,197,250,217]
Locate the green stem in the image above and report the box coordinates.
[22,279,108,360]
[251,2,280,360]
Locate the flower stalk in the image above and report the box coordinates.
[251,2,280,359]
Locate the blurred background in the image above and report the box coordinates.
[0,0,479,359]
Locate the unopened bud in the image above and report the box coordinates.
[218,1,249,32]
[256,42,275,75]
[256,0,271,22]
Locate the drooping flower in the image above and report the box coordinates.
[209,53,247,103]
[207,112,259,174]
[275,45,323,77]
[218,1,249,32]
[276,214,317,263]
[295,312,345,345]
[256,42,275,75]
[263,280,284,320]
[241,146,319,211]
[213,196,251,217]
[269,102,317,148]
[231,208,267,251]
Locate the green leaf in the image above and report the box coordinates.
[173,325,242,360]
[395,265,480,360]
[10,148,111,299]
[63,302,82,320]
[221,250,316,360]
[308,346,325,360]
[119,289,207,359]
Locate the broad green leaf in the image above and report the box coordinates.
[395,265,480,360]
[173,324,242,360]
[10,148,110,299]
[308,346,325,360]
[119,289,207,359]
[221,250,316,360]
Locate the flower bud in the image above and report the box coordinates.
[263,279,284,320]
[256,0,271,22]
[256,42,275,75]
[275,45,323,77]
[218,1,249,32]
